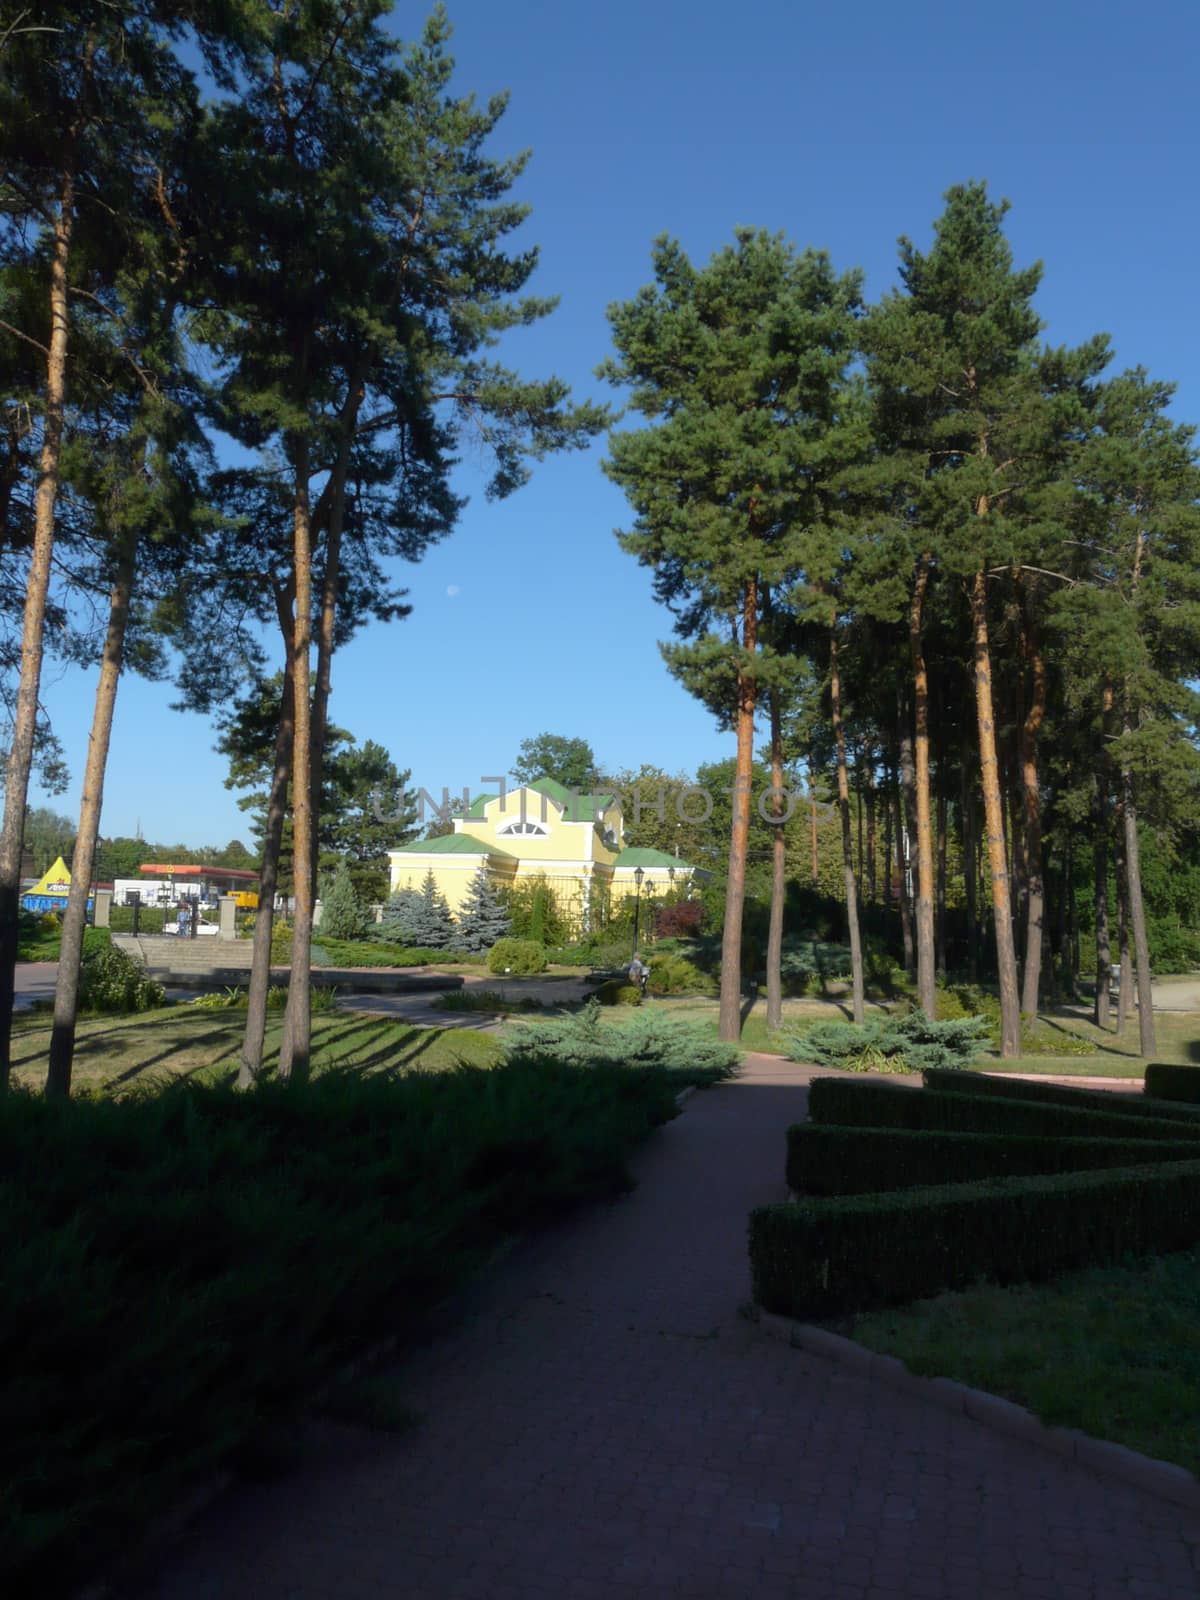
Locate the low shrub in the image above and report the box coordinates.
[788,1010,989,1075]
[1,1059,683,1590]
[809,1077,1200,1143]
[503,998,739,1084]
[939,985,1093,1055]
[750,1158,1200,1319]
[779,937,853,994]
[595,978,641,1006]
[313,939,467,969]
[785,1123,1200,1196]
[646,953,714,996]
[433,989,543,1014]
[486,937,546,976]
[189,984,339,1014]
[108,905,167,935]
[77,944,164,1015]
[923,1068,1200,1125]
[1144,1064,1200,1105]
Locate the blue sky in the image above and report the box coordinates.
[29,0,1200,847]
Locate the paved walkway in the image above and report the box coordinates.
[144,1055,1200,1599]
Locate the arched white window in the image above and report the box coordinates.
[497,819,549,837]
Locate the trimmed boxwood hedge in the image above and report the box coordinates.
[786,1123,1200,1196]
[808,1076,1200,1143]
[1143,1064,1200,1106]
[750,1158,1200,1318]
[923,1067,1200,1124]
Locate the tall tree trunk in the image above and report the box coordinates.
[239,587,296,1087]
[1114,804,1133,1032]
[1093,813,1112,1030]
[765,685,785,1034]
[718,579,757,1042]
[897,693,917,978]
[45,532,136,1095]
[307,364,365,894]
[865,758,877,904]
[936,788,948,979]
[809,763,819,887]
[962,749,978,984]
[909,554,936,1016]
[831,630,865,1024]
[1093,680,1115,1030]
[855,749,864,888]
[1121,746,1156,1057]
[0,168,77,1089]
[970,566,1021,1057]
[279,445,315,1081]
[882,761,893,910]
[896,783,914,975]
[1019,592,1047,1017]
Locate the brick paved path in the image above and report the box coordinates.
[146,1055,1200,1600]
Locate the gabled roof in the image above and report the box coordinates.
[468,777,616,823]
[391,833,515,858]
[613,847,696,871]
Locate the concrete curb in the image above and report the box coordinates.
[755,1309,1200,1512]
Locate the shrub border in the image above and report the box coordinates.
[72,1079,701,1600]
[750,1308,1200,1512]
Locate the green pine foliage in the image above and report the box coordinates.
[378,874,458,951]
[788,1010,989,1074]
[455,865,512,953]
[317,861,364,943]
[503,998,739,1083]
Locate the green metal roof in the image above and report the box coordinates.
[468,778,616,823]
[613,847,696,871]
[391,833,514,858]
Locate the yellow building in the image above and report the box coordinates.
[387,777,701,933]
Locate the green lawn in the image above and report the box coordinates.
[847,1249,1200,1475]
[10,1005,501,1091]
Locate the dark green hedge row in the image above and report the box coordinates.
[923,1067,1200,1124]
[0,1061,680,1593]
[785,1123,1200,1196]
[1143,1064,1200,1105]
[751,1158,1200,1318]
[808,1076,1200,1143]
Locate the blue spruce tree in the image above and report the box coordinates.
[455,864,511,953]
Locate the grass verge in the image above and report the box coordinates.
[10,1007,501,1091]
[846,1249,1200,1476]
[1,1056,683,1592]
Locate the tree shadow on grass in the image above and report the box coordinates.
[1035,1012,1143,1061]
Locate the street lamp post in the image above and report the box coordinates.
[631,865,645,959]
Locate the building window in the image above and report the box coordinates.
[498,820,549,837]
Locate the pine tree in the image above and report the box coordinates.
[194,3,604,1081]
[602,229,862,1041]
[318,860,364,942]
[411,872,457,951]
[379,888,424,945]
[456,865,511,953]
[862,182,1109,1055]
[0,0,210,1086]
